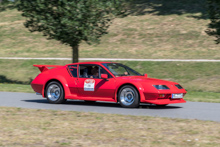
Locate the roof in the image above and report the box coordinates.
[66,61,117,66]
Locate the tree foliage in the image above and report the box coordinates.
[17,0,127,62]
[206,0,220,44]
[0,0,17,11]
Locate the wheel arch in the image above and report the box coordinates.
[43,79,65,98]
[116,83,141,102]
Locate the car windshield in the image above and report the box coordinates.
[102,63,141,77]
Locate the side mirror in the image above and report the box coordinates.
[144,73,148,78]
[101,74,108,79]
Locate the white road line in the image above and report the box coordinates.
[0,57,220,62]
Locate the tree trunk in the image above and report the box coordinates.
[72,45,79,63]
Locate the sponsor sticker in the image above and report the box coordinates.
[84,79,95,91]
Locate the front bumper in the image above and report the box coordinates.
[141,98,186,105]
[141,92,187,105]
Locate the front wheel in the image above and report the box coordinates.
[45,81,66,104]
[118,85,139,108]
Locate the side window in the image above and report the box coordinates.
[68,65,77,77]
[79,65,112,79]
[79,65,99,78]
[100,67,113,78]
[79,65,89,78]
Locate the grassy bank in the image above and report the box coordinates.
[0,0,220,59]
[1,59,220,92]
[0,107,219,146]
[0,83,33,93]
[185,91,220,103]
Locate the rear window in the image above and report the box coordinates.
[68,65,77,77]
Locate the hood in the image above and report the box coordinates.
[116,76,186,94]
[117,76,177,85]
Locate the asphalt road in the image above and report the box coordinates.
[0,92,220,122]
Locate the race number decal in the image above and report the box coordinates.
[84,79,95,91]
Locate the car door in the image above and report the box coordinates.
[77,64,116,100]
[66,64,79,98]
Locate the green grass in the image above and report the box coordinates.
[1,59,220,93]
[184,91,220,103]
[0,0,219,59]
[0,83,33,93]
[0,107,220,146]
[0,59,69,84]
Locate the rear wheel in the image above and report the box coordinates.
[118,85,139,108]
[45,81,66,104]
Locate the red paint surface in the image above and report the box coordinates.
[31,62,187,105]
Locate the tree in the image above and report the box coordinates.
[0,0,15,4]
[17,0,127,62]
[0,0,17,12]
[206,0,220,44]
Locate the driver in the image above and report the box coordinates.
[90,66,99,78]
[115,72,128,77]
[124,72,128,76]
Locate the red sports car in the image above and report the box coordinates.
[31,62,187,108]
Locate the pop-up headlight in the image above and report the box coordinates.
[153,85,169,90]
[175,84,183,89]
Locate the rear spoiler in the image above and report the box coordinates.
[33,65,62,72]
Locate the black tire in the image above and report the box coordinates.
[118,85,139,108]
[45,81,66,104]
